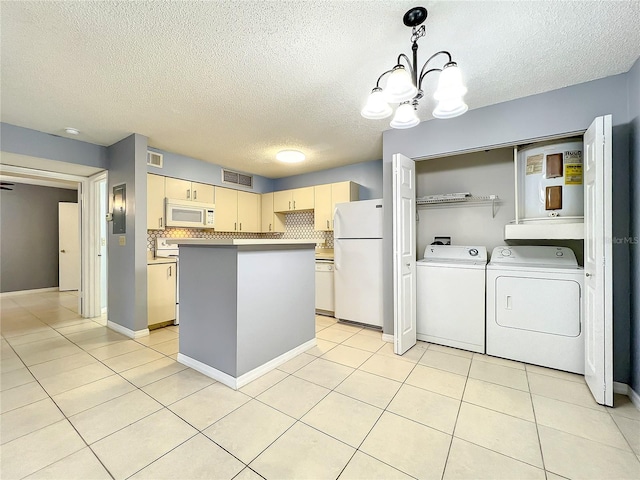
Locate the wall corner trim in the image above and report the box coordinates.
[382,333,394,343]
[178,338,316,390]
[107,320,149,339]
[613,381,640,411]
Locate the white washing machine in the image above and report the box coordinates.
[486,246,584,374]
[416,245,488,353]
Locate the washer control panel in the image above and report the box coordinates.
[490,246,578,266]
[422,245,488,263]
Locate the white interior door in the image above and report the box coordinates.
[393,153,417,354]
[583,114,613,406]
[59,202,80,291]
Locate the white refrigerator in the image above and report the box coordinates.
[334,198,383,327]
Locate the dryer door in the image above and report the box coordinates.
[495,276,581,336]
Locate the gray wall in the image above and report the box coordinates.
[0,123,108,169]
[107,134,149,333]
[383,71,633,383]
[147,148,275,194]
[272,159,383,200]
[0,183,77,292]
[629,57,640,393]
[416,149,515,258]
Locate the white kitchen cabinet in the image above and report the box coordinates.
[147,262,176,326]
[273,187,315,212]
[215,186,261,232]
[260,192,285,233]
[147,173,166,230]
[165,178,215,204]
[314,181,359,231]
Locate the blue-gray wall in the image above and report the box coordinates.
[0,123,108,169]
[107,134,149,333]
[272,159,383,200]
[147,148,275,194]
[0,183,77,292]
[629,57,640,393]
[383,70,634,383]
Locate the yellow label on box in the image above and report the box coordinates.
[565,164,582,185]
[526,154,543,175]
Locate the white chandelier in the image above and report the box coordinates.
[361,7,468,129]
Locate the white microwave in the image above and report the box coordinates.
[165,199,215,228]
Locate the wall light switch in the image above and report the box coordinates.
[119,236,126,246]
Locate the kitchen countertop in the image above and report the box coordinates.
[166,239,322,246]
[147,256,177,265]
[315,248,334,260]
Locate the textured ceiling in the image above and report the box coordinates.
[1,1,639,178]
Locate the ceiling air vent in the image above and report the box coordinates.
[147,151,163,168]
[222,169,253,189]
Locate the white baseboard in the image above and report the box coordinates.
[178,338,317,390]
[107,320,149,339]
[1,287,58,298]
[382,333,394,343]
[614,381,640,411]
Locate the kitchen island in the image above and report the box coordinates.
[167,239,317,389]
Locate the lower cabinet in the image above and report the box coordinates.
[147,263,176,327]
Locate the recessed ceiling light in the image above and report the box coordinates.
[65,127,80,135]
[276,150,305,163]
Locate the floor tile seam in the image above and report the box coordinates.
[379,406,456,438]
[21,347,86,368]
[39,369,117,398]
[523,368,585,384]
[527,390,606,412]
[459,399,538,425]
[442,365,472,480]
[451,436,549,473]
[55,320,106,336]
[312,354,365,372]
[104,423,203,479]
[51,377,139,418]
[351,450,422,480]
[10,429,91,480]
[138,369,219,404]
[252,385,331,423]
[103,355,169,375]
[238,370,292,399]
[0,388,50,415]
[402,378,465,402]
[537,423,638,455]
[466,373,530,393]
[3,333,66,347]
[471,357,526,371]
[415,360,471,378]
[69,402,165,447]
[525,369,548,473]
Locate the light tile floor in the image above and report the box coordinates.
[1,291,640,479]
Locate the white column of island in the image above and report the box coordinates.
[167,239,318,389]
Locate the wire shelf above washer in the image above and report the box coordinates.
[416,194,501,217]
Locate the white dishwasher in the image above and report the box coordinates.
[315,259,334,316]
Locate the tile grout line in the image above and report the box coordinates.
[525,367,549,476]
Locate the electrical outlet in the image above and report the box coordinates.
[119,236,126,246]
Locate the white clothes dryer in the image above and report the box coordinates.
[416,245,488,354]
[486,246,584,374]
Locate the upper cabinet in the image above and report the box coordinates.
[314,181,359,231]
[273,187,315,212]
[165,178,215,204]
[215,187,261,233]
[260,192,285,233]
[147,174,166,230]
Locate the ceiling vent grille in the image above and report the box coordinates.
[222,169,253,188]
[147,151,163,168]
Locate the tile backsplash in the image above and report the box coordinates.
[147,211,333,250]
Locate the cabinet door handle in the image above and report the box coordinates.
[326,220,329,229]
[293,200,296,209]
[269,223,272,231]
[186,189,191,199]
[194,190,197,200]
[168,266,172,277]
[234,222,237,231]
[289,201,291,210]
[239,222,242,231]
[159,217,163,228]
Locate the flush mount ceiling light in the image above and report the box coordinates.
[361,6,468,129]
[65,127,80,135]
[276,150,306,163]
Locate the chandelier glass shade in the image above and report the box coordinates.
[361,7,468,128]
